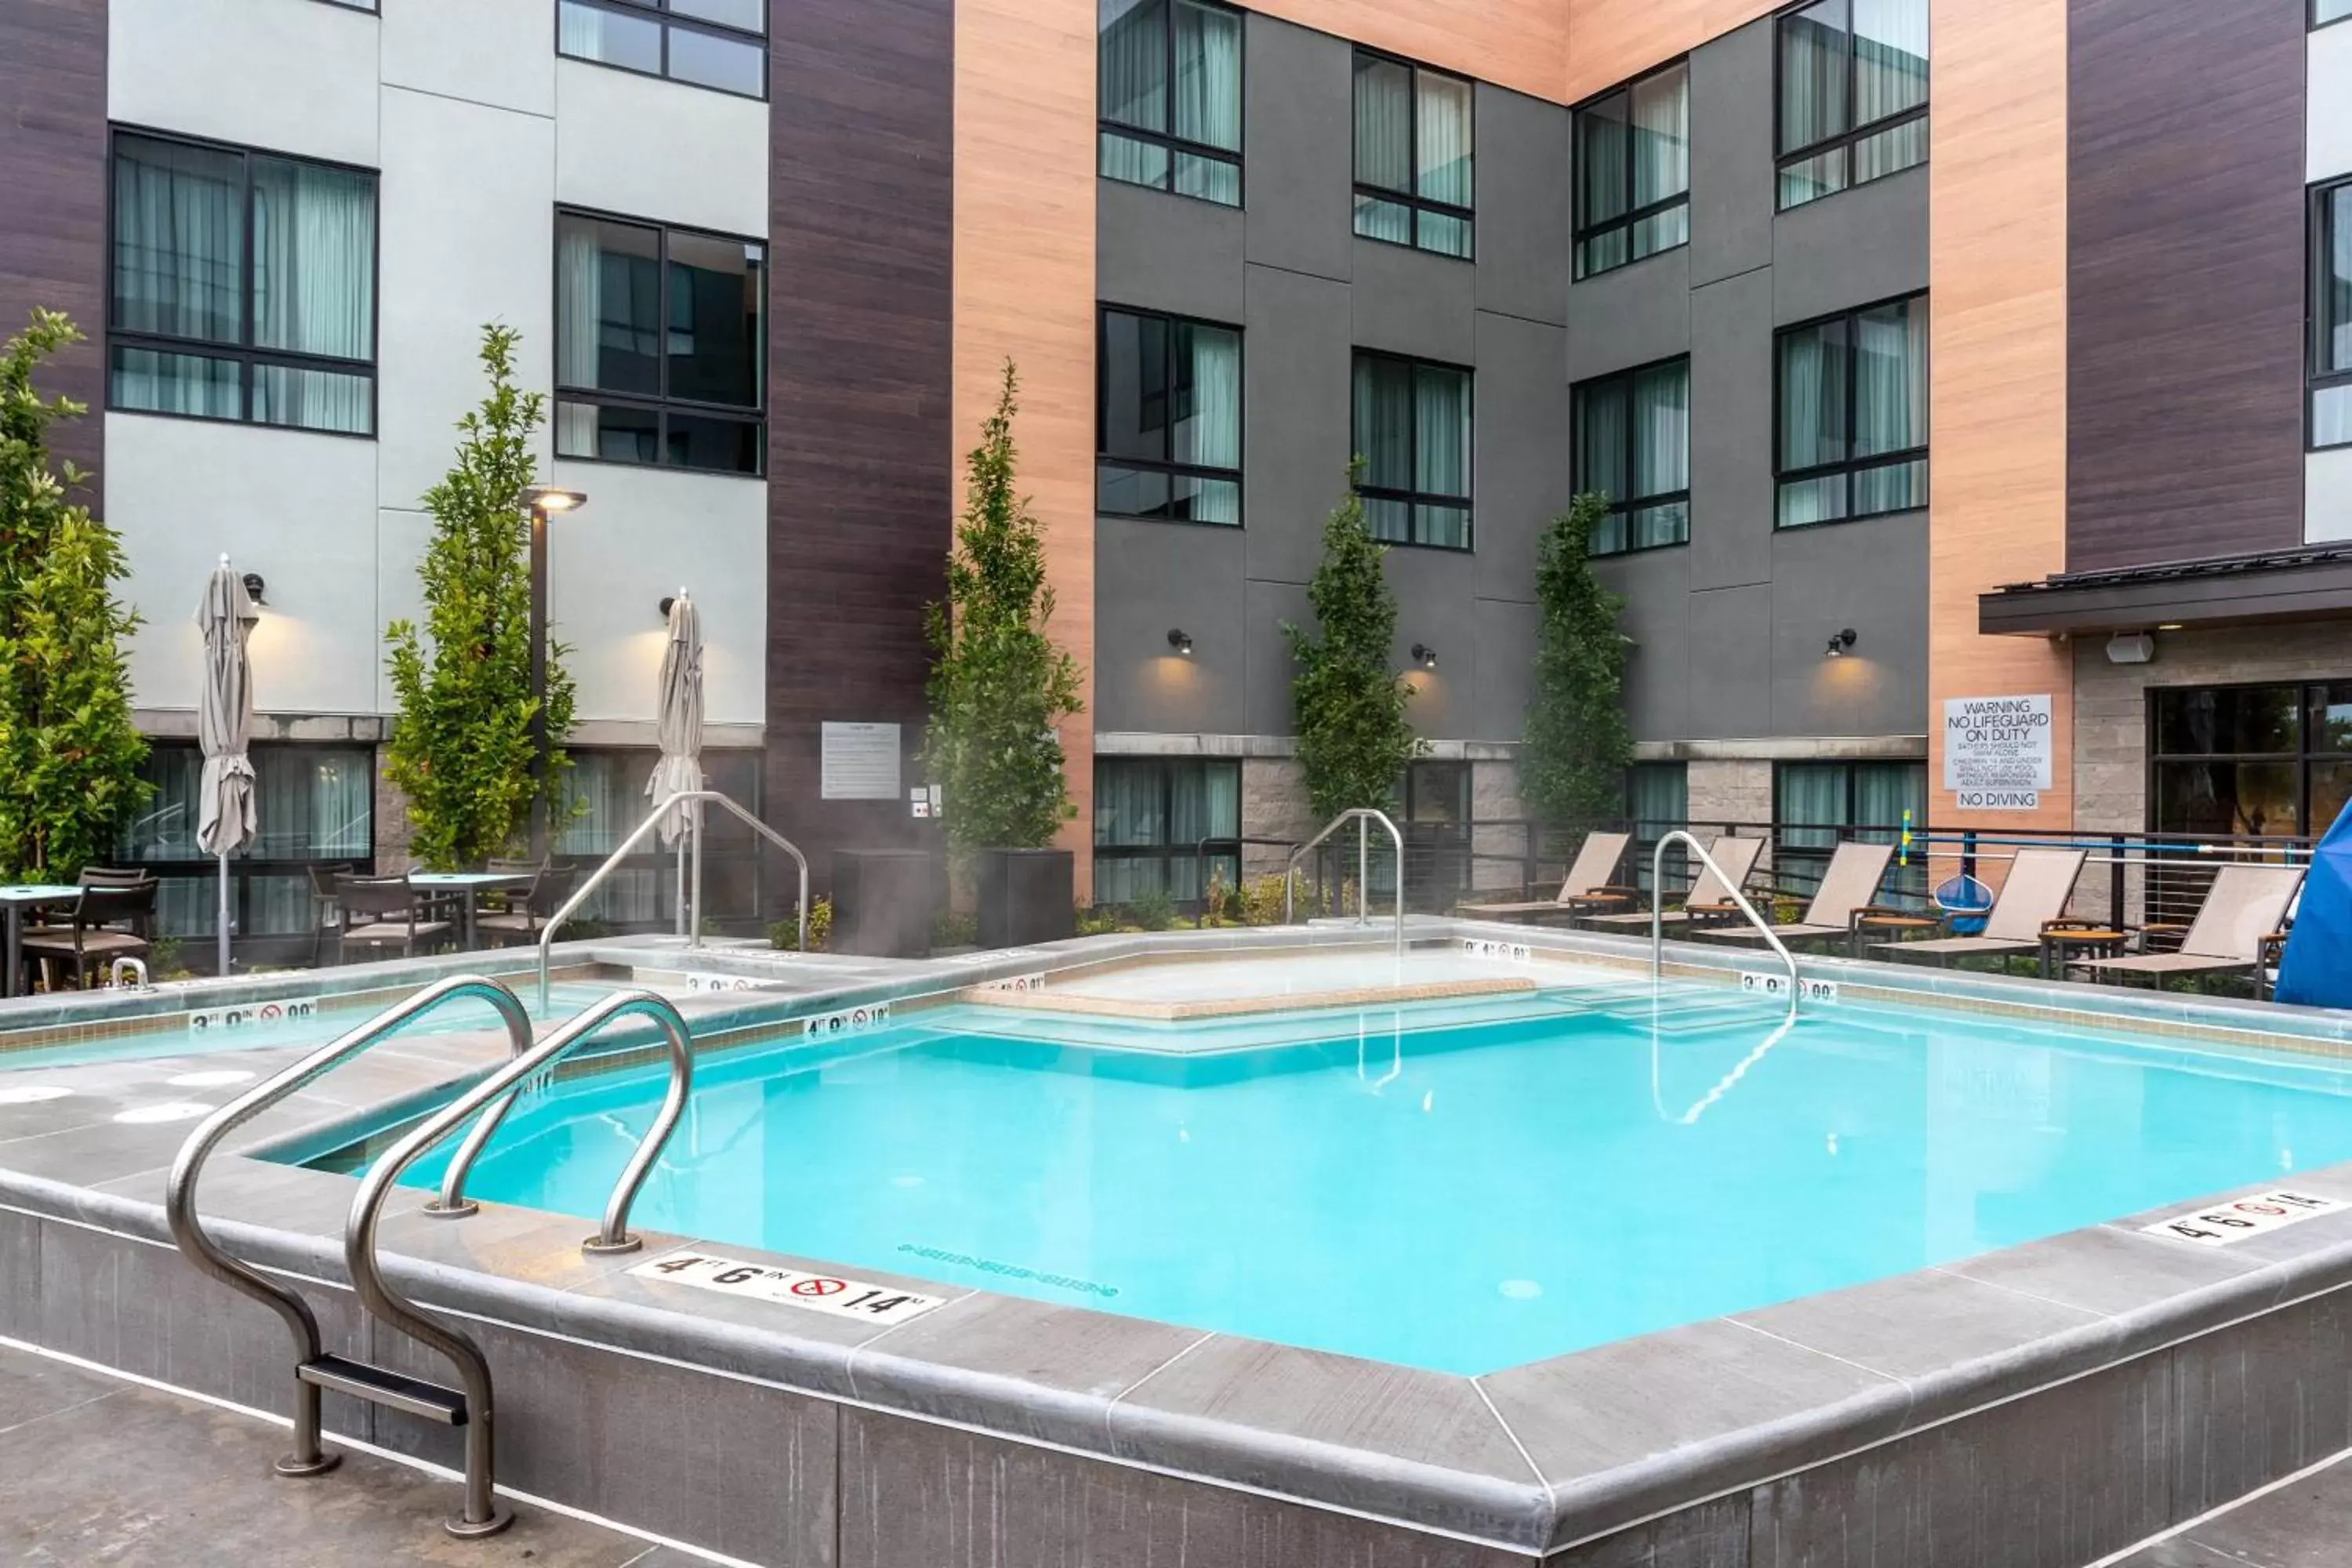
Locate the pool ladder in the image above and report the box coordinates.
[164,974,696,1538]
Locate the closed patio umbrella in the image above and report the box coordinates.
[646,590,703,932]
[197,556,260,977]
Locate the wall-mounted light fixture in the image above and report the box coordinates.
[1824,629,1858,659]
[1167,628,1194,657]
[240,572,267,606]
[1412,643,1439,670]
[659,597,676,621]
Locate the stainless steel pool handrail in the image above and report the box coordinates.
[535,788,810,1011]
[345,987,695,1537]
[163,975,535,1481]
[1283,808,1406,958]
[1650,830,1800,1019]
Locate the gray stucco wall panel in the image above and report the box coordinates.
[1098,180,1248,325]
[1472,597,1541,743]
[1686,583,1775,740]
[1245,578,1312,737]
[1768,513,1930,737]
[1243,263,1353,587]
[1242,13,1355,285]
[1688,21,1777,289]
[1689,267,1776,594]
[1473,85,1571,328]
[1095,518,1250,736]
[1472,310,1570,605]
[1352,238,1479,365]
[1595,546,1694,742]
[1566,246,1693,381]
[1383,545,1481,740]
[1769,163,1930,325]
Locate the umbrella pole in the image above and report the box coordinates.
[216,853,230,978]
[674,837,686,938]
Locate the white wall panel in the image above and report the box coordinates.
[554,60,769,238]
[2313,24,2352,183]
[383,0,557,116]
[2310,449,2352,544]
[110,0,379,165]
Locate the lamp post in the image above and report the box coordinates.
[521,485,586,861]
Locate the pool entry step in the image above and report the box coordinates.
[162,973,700,1540]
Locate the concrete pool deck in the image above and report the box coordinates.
[8,922,2352,1564]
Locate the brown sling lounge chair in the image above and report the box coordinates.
[1458,831,1633,922]
[2076,862,2305,996]
[1870,846,2086,966]
[1584,834,1767,932]
[1700,839,1896,947]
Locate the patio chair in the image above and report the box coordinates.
[334,873,452,963]
[1869,847,2087,967]
[1457,831,1634,922]
[304,862,359,968]
[475,863,579,947]
[1700,840,1896,948]
[1583,834,1767,933]
[2075,862,2307,998]
[19,878,157,992]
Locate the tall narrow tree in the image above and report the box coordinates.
[1519,492,1634,829]
[0,311,148,880]
[924,361,1084,854]
[383,325,577,868]
[1285,464,1422,822]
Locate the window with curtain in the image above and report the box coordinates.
[2315,179,2352,449]
[1099,0,1243,206]
[1773,760,1926,906]
[556,749,765,927]
[1776,0,1928,211]
[2319,0,2352,26]
[1776,292,1927,528]
[1574,357,1690,554]
[1626,762,1687,892]
[555,211,766,475]
[1574,61,1690,280]
[558,0,767,99]
[1352,51,1474,259]
[109,131,376,436]
[1098,306,1242,523]
[1352,350,1472,549]
[1093,758,1241,905]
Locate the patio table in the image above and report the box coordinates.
[405,871,534,953]
[0,885,82,998]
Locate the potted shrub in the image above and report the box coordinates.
[924,363,1084,947]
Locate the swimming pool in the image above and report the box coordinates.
[320,980,2352,1376]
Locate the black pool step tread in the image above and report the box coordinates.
[296,1355,469,1425]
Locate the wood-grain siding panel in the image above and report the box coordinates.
[956,0,1099,896]
[1251,0,1568,101]
[1563,0,1778,102]
[1927,0,2078,851]
[0,0,107,488]
[764,0,956,890]
[2066,0,2308,572]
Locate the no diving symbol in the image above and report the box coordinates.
[791,1277,848,1298]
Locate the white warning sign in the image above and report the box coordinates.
[2140,1189,2347,1247]
[629,1250,946,1324]
[1944,694,2054,811]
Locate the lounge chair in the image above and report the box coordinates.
[1699,840,1896,948]
[1457,831,1633,922]
[1583,834,1766,933]
[1869,846,2087,966]
[2076,862,2306,997]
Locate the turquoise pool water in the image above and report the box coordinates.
[364,985,2352,1374]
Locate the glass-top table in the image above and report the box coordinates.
[405,872,535,951]
[0,885,83,998]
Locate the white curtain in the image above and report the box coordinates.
[1353,55,1412,192]
[251,158,375,434]
[1416,73,1473,207]
[1853,298,1926,457]
[1777,321,1847,525]
[556,223,603,456]
[1352,357,1414,495]
[1178,324,1240,524]
[1631,64,1689,207]
[1853,0,1929,125]
[111,137,243,416]
[1633,361,1689,499]
[1415,365,1470,546]
[1779,0,1850,153]
[1172,0,1240,151]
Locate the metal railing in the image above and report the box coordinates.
[1283,808,1406,958]
[1650,829,1799,1018]
[538,789,808,1010]
[165,975,535,1481]
[343,985,695,1534]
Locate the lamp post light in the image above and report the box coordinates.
[521,485,586,860]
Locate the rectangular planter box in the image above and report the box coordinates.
[975,847,1074,949]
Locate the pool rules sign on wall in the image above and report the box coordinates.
[1944,694,2054,811]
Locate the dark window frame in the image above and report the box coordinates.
[313,0,377,10]
[553,205,768,477]
[1091,756,1243,907]
[1770,758,1930,906]
[1772,290,1930,529]
[1350,47,1477,260]
[1571,58,1691,281]
[1095,302,1246,526]
[1771,0,1930,211]
[1572,353,1693,556]
[555,0,770,102]
[1351,347,1476,552]
[1096,0,1246,208]
[2311,175,2352,452]
[2145,679,2352,840]
[104,125,381,439]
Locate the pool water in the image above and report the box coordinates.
[360,985,2352,1374]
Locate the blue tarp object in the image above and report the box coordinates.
[1935,873,1994,936]
[2276,800,2352,1009]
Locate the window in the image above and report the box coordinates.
[556,749,765,927]
[554,211,765,475]
[2320,0,2352,27]
[108,131,376,436]
[118,742,374,946]
[1776,0,1929,211]
[1774,760,1926,906]
[1776,293,1928,527]
[1627,762,1688,892]
[557,0,766,99]
[1098,307,1242,523]
[1099,0,1242,206]
[1352,52,1474,258]
[1574,62,1690,279]
[1574,358,1690,554]
[1094,758,1241,905]
[1352,351,1472,549]
[2150,684,2352,841]
[2315,179,2352,449]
